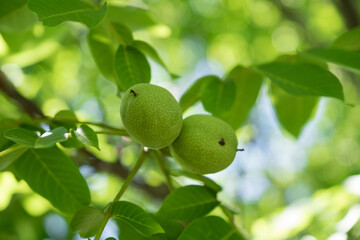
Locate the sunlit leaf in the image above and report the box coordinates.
[0,145,27,171]
[12,147,91,213]
[4,127,68,148]
[178,216,244,240]
[201,76,236,117]
[132,40,177,78]
[28,0,107,28]
[270,83,318,137]
[170,169,222,193]
[179,76,216,112]
[302,48,360,72]
[219,66,263,129]
[111,201,164,237]
[106,4,155,30]
[114,46,151,91]
[71,206,105,238]
[332,26,360,50]
[157,185,219,221]
[256,61,344,100]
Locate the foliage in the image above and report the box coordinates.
[0,0,360,239]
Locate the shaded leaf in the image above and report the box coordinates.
[53,109,78,130]
[12,147,91,213]
[332,26,360,50]
[5,127,68,148]
[71,206,105,238]
[179,76,216,112]
[114,46,151,91]
[270,83,318,137]
[219,66,263,129]
[178,216,244,240]
[0,0,37,33]
[0,145,27,171]
[111,201,164,237]
[72,124,99,150]
[157,185,219,222]
[28,0,107,28]
[256,61,344,100]
[201,76,236,117]
[88,23,116,81]
[111,22,133,45]
[302,48,360,72]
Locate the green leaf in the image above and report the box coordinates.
[132,40,177,78]
[106,4,155,30]
[0,0,27,19]
[219,66,263,129]
[28,0,107,28]
[111,201,164,237]
[111,22,133,45]
[170,169,222,193]
[114,46,151,91]
[156,185,219,222]
[71,206,105,238]
[332,26,360,50]
[12,147,91,213]
[0,127,14,151]
[201,76,236,117]
[302,48,360,72]
[4,127,68,148]
[178,216,244,240]
[179,76,216,112]
[72,125,99,150]
[256,61,344,100]
[0,0,37,33]
[53,109,78,130]
[151,214,184,239]
[270,83,318,137]
[88,24,116,81]
[0,145,28,171]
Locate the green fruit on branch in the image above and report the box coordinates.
[120,83,183,149]
[170,114,238,174]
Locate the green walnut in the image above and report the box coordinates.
[170,115,238,174]
[120,83,183,149]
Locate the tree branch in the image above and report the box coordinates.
[0,71,45,118]
[0,70,169,199]
[332,0,359,29]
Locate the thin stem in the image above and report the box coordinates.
[95,130,129,136]
[33,116,125,132]
[113,149,149,201]
[220,204,250,240]
[94,149,149,240]
[151,150,174,191]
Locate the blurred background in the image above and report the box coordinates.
[0,0,360,239]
